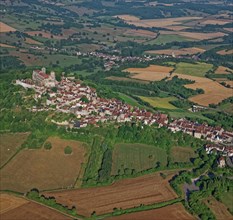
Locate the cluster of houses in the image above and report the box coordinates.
[16,68,233,159]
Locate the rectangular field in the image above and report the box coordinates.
[0,133,29,167]
[111,143,167,175]
[124,65,173,81]
[44,172,178,217]
[138,96,178,109]
[106,203,195,220]
[174,62,213,77]
[0,137,87,192]
[0,193,72,220]
[171,147,196,163]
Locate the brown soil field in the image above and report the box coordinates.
[124,65,173,81]
[44,172,178,217]
[25,37,42,45]
[205,197,233,220]
[124,29,157,38]
[0,132,29,167]
[223,80,233,88]
[106,203,195,220]
[106,76,149,84]
[0,43,15,48]
[160,30,226,40]
[0,193,72,220]
[9,50,40,66]
[215,66,233,74]
[217,49,233,55]
[26,31,65,39]
[165,25,188,31]
[115,15,202,28]
[171,73,233,106]
[224,28,233,32]
[0,22,16,32]
[201,19,232,25]
[146,47,205,56]
[0,137,87,193]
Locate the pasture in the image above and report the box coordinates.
[0,193,72,220]
[106,203,195,220]
[160,30,226,40]
[205,197,233,220]
[146,34,192,45]
[106,76,149,84]
[116,15,202,28]
[0,132,29,167]
[145,47,205,56]
[0,22,16,32]
[124,65,173,81]
[44,172,178,216]
[118,93,142,107]
[0,137,87,192]
[171,147,196,163]
[111,143,167,175]
[219,191,233,213]
[171,73,232,106]
[138,96,178,109]
[174,62,213,77]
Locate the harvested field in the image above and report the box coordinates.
[224,28,233,32]
[160,30,226,40]
[106,76,149,84]
[0,132,29,167]
[215,66,233,74]
[171,147,196,163]
[106,203,195,220]
[0,193,72,220]
[146,47,205,56]
[124,65,173,81]
[0,43,15,48]
[174,62,213,77]
[0,137,87,192]
[111,143,167,175]
[201,19,232,25]
[171,73,233,106]
[205,197,233,220]
[116,15,202,28]
[0,22,16,32]
[217,49,233,55]
[44,172,178,217]
[223,80,233,88]
[165,25,188,31]
[138,96,178,109]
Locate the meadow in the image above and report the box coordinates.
[0,132,29,167]
[111,143,167,175]
[171,147,196,163]
[174,62,213,77]
[138,96,178,109]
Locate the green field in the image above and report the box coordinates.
[174,62,213,77]
[219,191,233,213]
[146,34,192,45]
[171,147,196,163]
[119,93,142,107]
[139,96,178,109]
[111,143,167,175]
[217,102,233,115]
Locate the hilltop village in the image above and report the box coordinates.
[16,68,233,158]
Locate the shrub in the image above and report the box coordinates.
[44,141,52,150]
[64,146,72,154]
